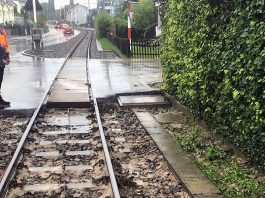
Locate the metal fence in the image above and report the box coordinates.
[130,39,160,58]
[107,34,160,58]
[107,34,130,57]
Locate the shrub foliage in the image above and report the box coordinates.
[95,12,114,38]
[162,0,265,168]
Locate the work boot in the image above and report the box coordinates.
[0,95,10,106]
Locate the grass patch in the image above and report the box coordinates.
[98,38,124,58]
[171,120,265,197]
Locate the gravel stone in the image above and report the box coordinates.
[0,115,30,177]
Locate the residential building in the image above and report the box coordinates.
[97,0,114,15]
[66,3,88,25]
[13,0,26,14]
[0,0,16,25]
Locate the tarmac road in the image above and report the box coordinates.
[9,27,80,55]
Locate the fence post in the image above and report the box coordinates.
[127,39,130,58]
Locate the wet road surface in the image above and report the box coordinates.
[2,54,64,110]
[88,59,162,98]
[2,28,162,111]
[1,27,78,110]
[9,27,80,55]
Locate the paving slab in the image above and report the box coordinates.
[0,28,81,112]
[48,58,90,107]
[0,53,64,111]
[155,112,187,123]
[88,59,161,98]
[133,109,222,197]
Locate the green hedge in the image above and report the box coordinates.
[162,0,265,168]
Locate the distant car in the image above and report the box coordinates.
[63,27,74,35]
[60,24,68,29]
[54,24,60,28]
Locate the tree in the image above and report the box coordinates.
[24,0,43,11]
[87,8,97,27]
[41,2,49,20]
[132,0,156,38]
[113,0,156,38]
[70,0,74,7]
[114,0,127,18]
[48,0,55,20]
[95,12,114,38]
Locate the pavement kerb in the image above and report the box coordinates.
[96,38,103,52]
[22,51,45,59]
[133,108,222,198]
[22,51,67,60]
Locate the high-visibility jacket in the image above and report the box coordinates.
[0,29,9,53]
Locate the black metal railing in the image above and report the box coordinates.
[107,34,130,57]
[130,39,160,58]
[107,34,160,58]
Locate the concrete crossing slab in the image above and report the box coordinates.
[48,58,90,107]
[88,59,161,98]
[118,94,169,106]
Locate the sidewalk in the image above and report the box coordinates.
[1,53,64,111]
[88,59,162,99]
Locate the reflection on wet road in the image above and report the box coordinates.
[88,59,162,98]
[3,53,65,109]
[9,27,80,55]
[2,27,78,109]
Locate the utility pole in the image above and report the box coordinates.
[33,0,37,23]
[88,0,90,26]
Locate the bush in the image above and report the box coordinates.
[95,12,114,38]
[162,0,265,168]
[115,17,127,38]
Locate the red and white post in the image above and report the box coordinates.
[128,1,132,52]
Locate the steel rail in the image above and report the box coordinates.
[0,31,89,197]
[86,30,121,198]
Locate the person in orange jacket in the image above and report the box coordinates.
[0,27,10,109]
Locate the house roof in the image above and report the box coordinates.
[0,0,16,6]
[24,0,43,11]
[68,3,88,11]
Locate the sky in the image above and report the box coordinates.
[39,0,98,9]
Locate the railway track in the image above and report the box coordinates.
[1,29,190,198]
[0,30,120,198]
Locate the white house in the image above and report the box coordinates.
[97,0,117,16]
[66,3,88,25]
[13,0,27,14]
[0,0,16,24]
